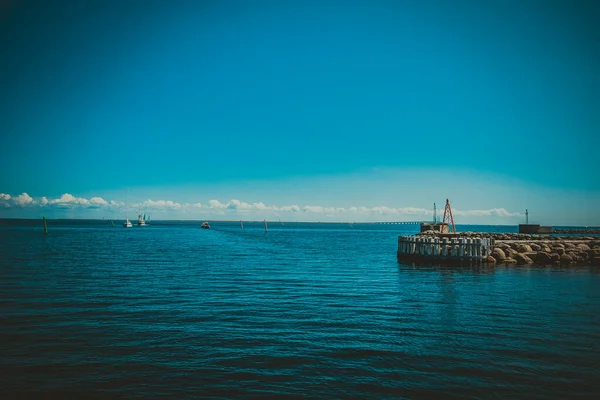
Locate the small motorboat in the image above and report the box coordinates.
[201,221,210,229]
[123,217,132,228]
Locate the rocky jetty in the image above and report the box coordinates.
[417,230,599,241]
[552,228,600,234]
[416,230,600,266]
[488,240,600,266]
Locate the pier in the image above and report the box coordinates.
[397,235,494,265]
[398,231,600,267]
[397,201,600,267]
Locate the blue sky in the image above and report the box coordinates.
[1,0,599,224]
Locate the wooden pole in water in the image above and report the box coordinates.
[43,216,48,235]
[466,238,473,260]
[264,219,268,232]
[483,238,490,258]
[475,238,481,259]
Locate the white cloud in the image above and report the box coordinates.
[280,205,300,212]
[28,193,112,209]
[395,207,430,215]
[204,199,282,213]
[453,208,521,217]
[252,202,273,211]
[491,208,521,217]
[137,199,182,209]
[207,199,227,209]
[90,197,108,206]
[220,199,279,212]
[303,205,323,213]
[0,191,523,221]
[0,193,10,208]
[372,206,396,215]
[226,199,253,210]
[13,193,33,206]
[302,205,345,214]
[0,193,11,208]
[49,193,93,207]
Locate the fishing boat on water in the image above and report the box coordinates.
[123,217,132,228]
[201,221,210,229]
[137,214,150,227]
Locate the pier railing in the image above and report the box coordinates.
[397,235,494,265]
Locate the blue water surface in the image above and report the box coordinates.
[1,220,599,399]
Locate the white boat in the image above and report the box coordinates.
[201,221,210,229]
[137,214,146,227]
[123,217,132,228]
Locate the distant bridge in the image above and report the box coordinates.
[374,221,423,225]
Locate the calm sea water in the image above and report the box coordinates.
[1,220,599,399]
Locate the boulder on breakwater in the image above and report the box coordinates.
[490,239,600,266]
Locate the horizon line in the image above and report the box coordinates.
[0,217,589,227]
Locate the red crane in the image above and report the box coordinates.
[442,198,456,233]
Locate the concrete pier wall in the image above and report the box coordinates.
[519,224,553,234]
[397,235,493,265]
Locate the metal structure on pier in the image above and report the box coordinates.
[441,199,456,233]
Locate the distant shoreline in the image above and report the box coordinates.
[0,218,597,228]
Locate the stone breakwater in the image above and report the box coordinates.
[418,231,600,241]
[414,231,600,266]
[489,239,600,266]
[552,228,600,234]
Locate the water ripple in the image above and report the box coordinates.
[1,222,600,398]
